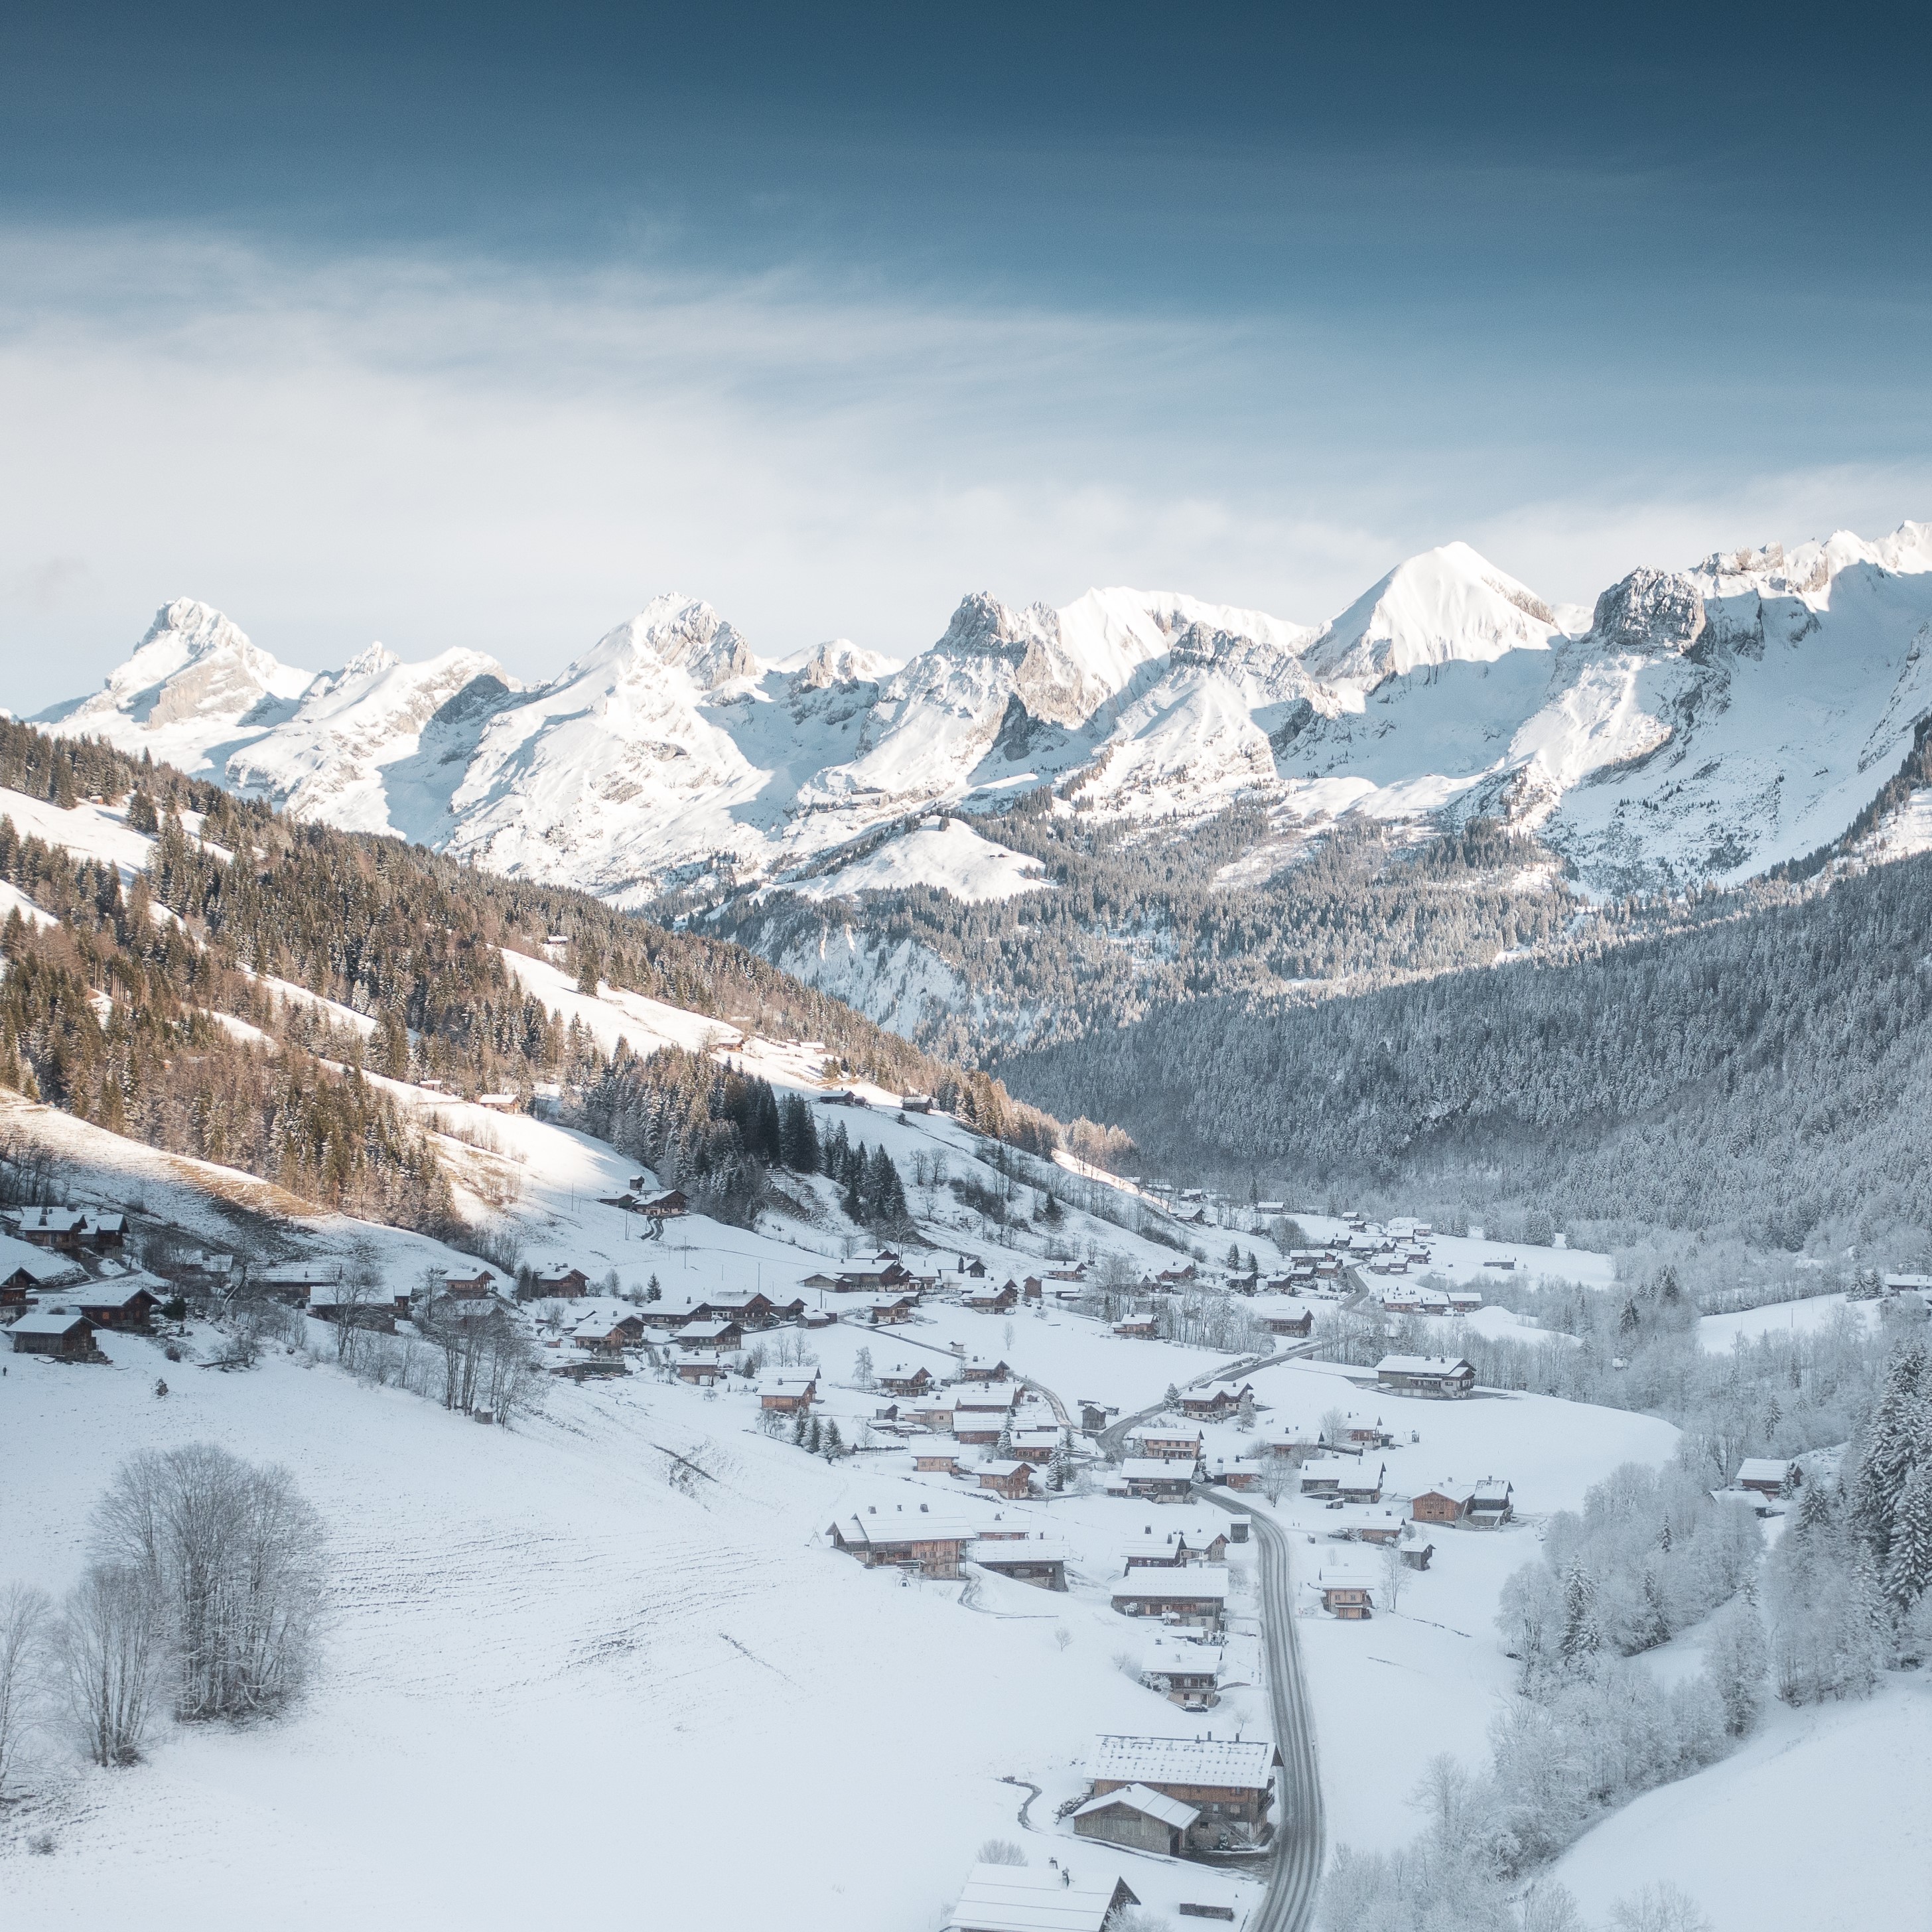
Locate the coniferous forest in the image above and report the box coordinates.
[0,721,1061,1233]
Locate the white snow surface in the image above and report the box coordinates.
[786,820,1051,904]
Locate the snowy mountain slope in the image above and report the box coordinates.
[35,520,1932,915]
[222,644,510,837]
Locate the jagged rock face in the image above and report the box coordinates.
[790,640,893,691]
[1590,569,1708,655]
[931,591,1049,664]
[588,596,758,691]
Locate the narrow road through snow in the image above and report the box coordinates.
[1197,1485,1325,1932]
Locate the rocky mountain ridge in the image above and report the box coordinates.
[33,523,1932,914]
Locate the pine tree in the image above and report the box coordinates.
[1704,1588,1767,1736]
[1559,1559,1601,1672]
[1886,1462,1932,1613]
[821,1420,843,1461]
[853,1346,875,1391]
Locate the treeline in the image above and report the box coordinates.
[1009,845,1932,1248]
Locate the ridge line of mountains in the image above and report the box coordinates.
[34,520,1932,913]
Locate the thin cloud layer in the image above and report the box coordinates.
[3,224,1927,710]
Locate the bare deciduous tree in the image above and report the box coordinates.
[91,1443,328,1724]
[0,1581,50,1797]
[53,1564,162,1767]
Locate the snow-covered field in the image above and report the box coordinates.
[1554,1678,1932,1931]
[1697,1294,1880,1353]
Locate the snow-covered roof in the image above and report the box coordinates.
[1111,1573,1228,1602]
[0,1232,82,1284]
[1072,1783,1199,1830]
[76,1275,163,1308]
[968,1539,1068,1565]
[1738,1457,1797,1482]
[9,1306,93,1336]
[673,1320,740,1340]
[1142,1634,1222,1677]
[977,1460,1030,1479]
[945,1862,1138,1932]
[1117,1458,1193,1481]
[1090,1734,1276,1791]
[1376,1354,1474,1376]
[835,1511,977,1549]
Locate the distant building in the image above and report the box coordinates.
[8,1307,98,1359]
[1108,1573,1228,1633]
[1374,1355,1475,1399]
[827,1510,977,1578]
[1081,1734,1280,1854]
[1737,1458,1801,1497]
[944,1862,1138,1932]
[966,1537,1067,1591]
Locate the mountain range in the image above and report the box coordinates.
[30,521,1932,1046]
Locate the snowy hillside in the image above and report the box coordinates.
[38,520,1932,915]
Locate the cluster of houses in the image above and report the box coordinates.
[1,1205,175,1362]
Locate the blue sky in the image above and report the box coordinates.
[4,2,1929,706]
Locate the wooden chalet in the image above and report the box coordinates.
[1375,1355,1476,1399]
[8,1307,99,1359]
[74,1275,162,1331]
[1020,1276,1043,1304]
[1308,1569,1375,1619]
[1134,1426,1204,1464]
[1108,1573,1228,1632]
[12,1208,90,1252]
[914,1447,963,1474]
[858,1293,918,1326]
[953,1381,1020,1413]
[639,1191,689,1219]
[673,1318,744,1353]
[1008,1426,1063,1466]
[1411,1478,1514,1528]
[675,1358,724,1386]
[533,1265,591,1298]
[1139,1633,1222,1709]
[975,1459,1036,1500]
[965,1537,1067,1591]
[1115,1458,1194,1503]
[828,1509,976,1578]
[1738,1458,1801,1497]
[1337,1462,1385,1505]
[961,1280,1020,1314]
[1121,1525,1229,1568]
[953,1414,1003,1447]
[1298,1460,1346,1497]
[573,1316,636,1356]
[878,1363,935,1397]
[1112,1314,1159,1339]
[1259,1306,1314,1338]
[957,1355,1011,1383]
[84,1212,126,1248]
[1083,1734,1280,1853]
[945,1862,1138,1932]
[1071,1784,1200,1858]
[1176,1382,1253,1422]
[758,1372,819,1413]
[442,1267,496,1300]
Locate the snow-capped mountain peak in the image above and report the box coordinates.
[573,594,760,694]
[1302,541,1558,688]
[786,640,896,689]
[35,596,315,756]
